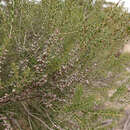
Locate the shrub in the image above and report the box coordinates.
[0,0,129,129]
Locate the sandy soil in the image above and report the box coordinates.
[122,39,130,53]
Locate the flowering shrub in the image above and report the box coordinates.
[0,0,129,129]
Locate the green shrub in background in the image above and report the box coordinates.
[0,0,129,129]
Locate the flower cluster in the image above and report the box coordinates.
[0,49,8,87]
[34,51,48,74]
[0,114,12,130]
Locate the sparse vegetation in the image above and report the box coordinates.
[0,0,130,129]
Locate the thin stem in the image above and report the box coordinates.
[22,102,53,130]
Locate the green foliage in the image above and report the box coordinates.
[0,0,129,129]
[61,85,122,129]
